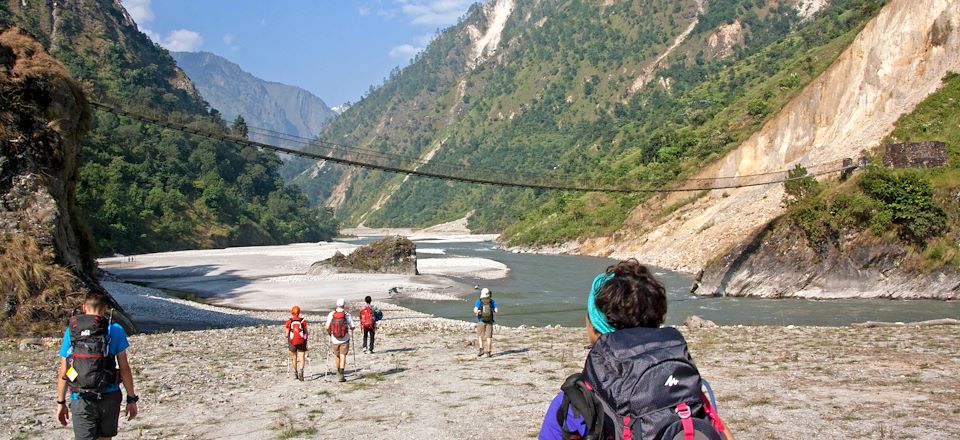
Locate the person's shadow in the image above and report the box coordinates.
[492,348,530,357]
[378,347,415,354]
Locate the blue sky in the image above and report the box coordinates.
[121,0,477,108]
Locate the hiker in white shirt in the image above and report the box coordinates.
[325,298,355,382]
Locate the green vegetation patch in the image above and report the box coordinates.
[784,71,960,269]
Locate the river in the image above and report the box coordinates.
[380,240,960,327]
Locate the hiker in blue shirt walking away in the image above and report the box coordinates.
[538,259,735,440]
[473,287,498,357]
[55,291,139,440]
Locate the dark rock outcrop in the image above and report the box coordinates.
[883,141,948,168]
[309,236,418,275]
[0,27,122,335]
[699,216,960,300]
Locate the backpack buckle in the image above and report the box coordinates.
[676,402,691,419]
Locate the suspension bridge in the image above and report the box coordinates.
[89,101,856,194]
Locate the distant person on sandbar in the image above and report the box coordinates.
[325,298,355,382]
[359,295,383,353]
[473,287,498,357]
[538,259,735,440]
[284,305,309,381]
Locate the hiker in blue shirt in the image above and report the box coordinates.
[56,291,139,440]
[473,288,498,357]
[538,260,735,440]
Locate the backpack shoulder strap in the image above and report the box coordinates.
[556,373,604,440]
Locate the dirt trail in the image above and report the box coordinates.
[3,297,959,439]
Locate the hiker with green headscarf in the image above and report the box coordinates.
[538,259,735,440]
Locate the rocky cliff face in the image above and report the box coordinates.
[0,27,116,335]
[698,219,960,299]
[584,0,960,273]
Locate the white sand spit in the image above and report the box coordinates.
[99,242,506,312]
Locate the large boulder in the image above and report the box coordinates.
[0,27,123,336]
[309,236,418,275]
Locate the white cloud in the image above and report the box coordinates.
[389,44,422,60]
[399,0,473,26]
[141,27,162,43]
[358,6,370,16]
[158,29,204,52]
[223,33,235,45]
[413,32,435,47]
[121,0,154,24]
[121,0,202,52]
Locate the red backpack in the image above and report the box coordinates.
[329,311,349,338]
[360,306,375,330]
[287,318,307,345]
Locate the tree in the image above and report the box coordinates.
[231,115,249,140]
[783,164,820,206]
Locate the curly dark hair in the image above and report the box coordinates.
[594,259,667,329]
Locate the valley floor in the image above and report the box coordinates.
[2,282,958,439]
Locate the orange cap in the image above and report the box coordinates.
[291,305,301,316]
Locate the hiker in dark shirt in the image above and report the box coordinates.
[538,259,735,440]
[359,295,382,353]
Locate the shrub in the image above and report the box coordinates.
[858,168,947,244]
[783,164,821,206]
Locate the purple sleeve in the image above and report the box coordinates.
[539,392,587,440]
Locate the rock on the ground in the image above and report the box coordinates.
[684,315,717,329]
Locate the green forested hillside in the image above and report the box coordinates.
[4,0,336,255]
[285,0,885,245]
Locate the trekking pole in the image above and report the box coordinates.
[325,340,331,379]
[351,328,356,366]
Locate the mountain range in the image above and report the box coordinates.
[171,51,337,147]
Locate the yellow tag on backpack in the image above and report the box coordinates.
[66,366,79,381]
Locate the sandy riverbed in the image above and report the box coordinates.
[98,239,508,312]
[3,279,958,439]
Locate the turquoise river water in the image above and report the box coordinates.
[380,240,960,327]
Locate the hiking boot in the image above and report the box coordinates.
[337,372,346,383]
[478,348,484,357]
[486,352,492,358]
[293,371,299,379]
[298,370,304,381]
[363,347,368,354]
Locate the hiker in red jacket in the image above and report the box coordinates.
[284,306,309,381]
[325,298,355,382]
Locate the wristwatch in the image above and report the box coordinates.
[126,394,139,404]
[56,399,66,405]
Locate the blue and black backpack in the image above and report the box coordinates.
[556,327,727,440]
